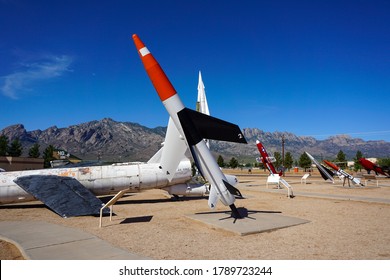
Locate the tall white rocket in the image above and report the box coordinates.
[197,71,210,116]
[133,34,247,218]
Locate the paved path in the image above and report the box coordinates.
[0,220,149,260]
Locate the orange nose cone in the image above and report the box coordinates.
[132,34,177,102]
[132,34,145,52]
[324,160,338,170]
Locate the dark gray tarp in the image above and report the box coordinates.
[14,175,109,218]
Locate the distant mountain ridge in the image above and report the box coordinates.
[1,118,389,162]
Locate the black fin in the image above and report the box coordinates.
[223,179,242,198]
[318,165,335,180]
[177,107,247,146]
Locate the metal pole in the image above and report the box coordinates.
[282,135,285,175]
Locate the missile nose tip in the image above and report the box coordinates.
[132,34,146,51]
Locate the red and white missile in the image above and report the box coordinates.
[132,34,247,218]
[256,140,282,176]
[323,160,363,186]
[256,140,294,197]
[359,158,390,177]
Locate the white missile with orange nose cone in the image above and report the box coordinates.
[132,34,247,218]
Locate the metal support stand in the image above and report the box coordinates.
[342,177,351,187]
[99,189,128,228]
[279,178,294,198]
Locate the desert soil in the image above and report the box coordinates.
[1,169,389,260]
[0,240,25,260]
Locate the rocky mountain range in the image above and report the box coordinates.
[1,118,390,163]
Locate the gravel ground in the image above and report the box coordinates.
[1,170,389,260]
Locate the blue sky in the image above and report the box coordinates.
[1,0,389,141]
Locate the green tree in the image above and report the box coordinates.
[229,157,239,169]
[43,145,56,168]
[378,158,390,167]
[0,135,9,156]
[353,150,363,172]
[217,155,225,168]
[29,143,41,158]
[299,152,312,171]
[336,150,347,168]
[274,152,282,169]
[8,138,23,157]
[284,152,294,170]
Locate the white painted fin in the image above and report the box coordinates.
[160,117,188,182]
[147,146,163,164]
[208,182,218,209]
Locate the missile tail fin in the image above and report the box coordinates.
[160,118,188,181]
[147,146,163,164]
[148,117,188,181]
[318,165,335,181]
[177,108,247,146]
[223,180,242,198]
[208,184,218,209]
[305,151,335,183]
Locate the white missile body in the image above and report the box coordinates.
[0,160,193,205]
[133,34,246,217]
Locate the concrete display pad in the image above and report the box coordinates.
[186,208,310,236]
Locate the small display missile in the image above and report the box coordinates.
[305,152,335,183]
[323,160,363,186]
[256,140,281,176]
